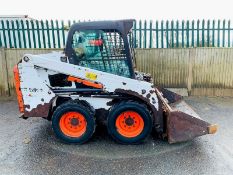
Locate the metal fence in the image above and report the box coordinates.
[134,20,233,48]
[0,19,233,49]
[0,20,71,49]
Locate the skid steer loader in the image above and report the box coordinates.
[13,20,217,144]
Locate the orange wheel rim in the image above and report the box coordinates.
[59,112,87,137]
[115,110,144,138]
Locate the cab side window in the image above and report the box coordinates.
[72,30,131,78]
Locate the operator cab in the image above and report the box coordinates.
[65,20,136,78]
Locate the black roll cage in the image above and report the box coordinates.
[65,19,135,79]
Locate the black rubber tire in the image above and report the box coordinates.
[107,101,152,144]
[52,101,95,144]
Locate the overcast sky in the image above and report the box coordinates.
[1,0,233,21]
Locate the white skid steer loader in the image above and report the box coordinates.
[13,20,218,144]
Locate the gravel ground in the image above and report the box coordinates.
[0,96,232,175]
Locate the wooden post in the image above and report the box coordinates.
[187,49,195,95]
[0,48,10,96]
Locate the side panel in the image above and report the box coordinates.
[27,53,159,110]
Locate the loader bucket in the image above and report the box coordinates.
[156,89,218,144]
